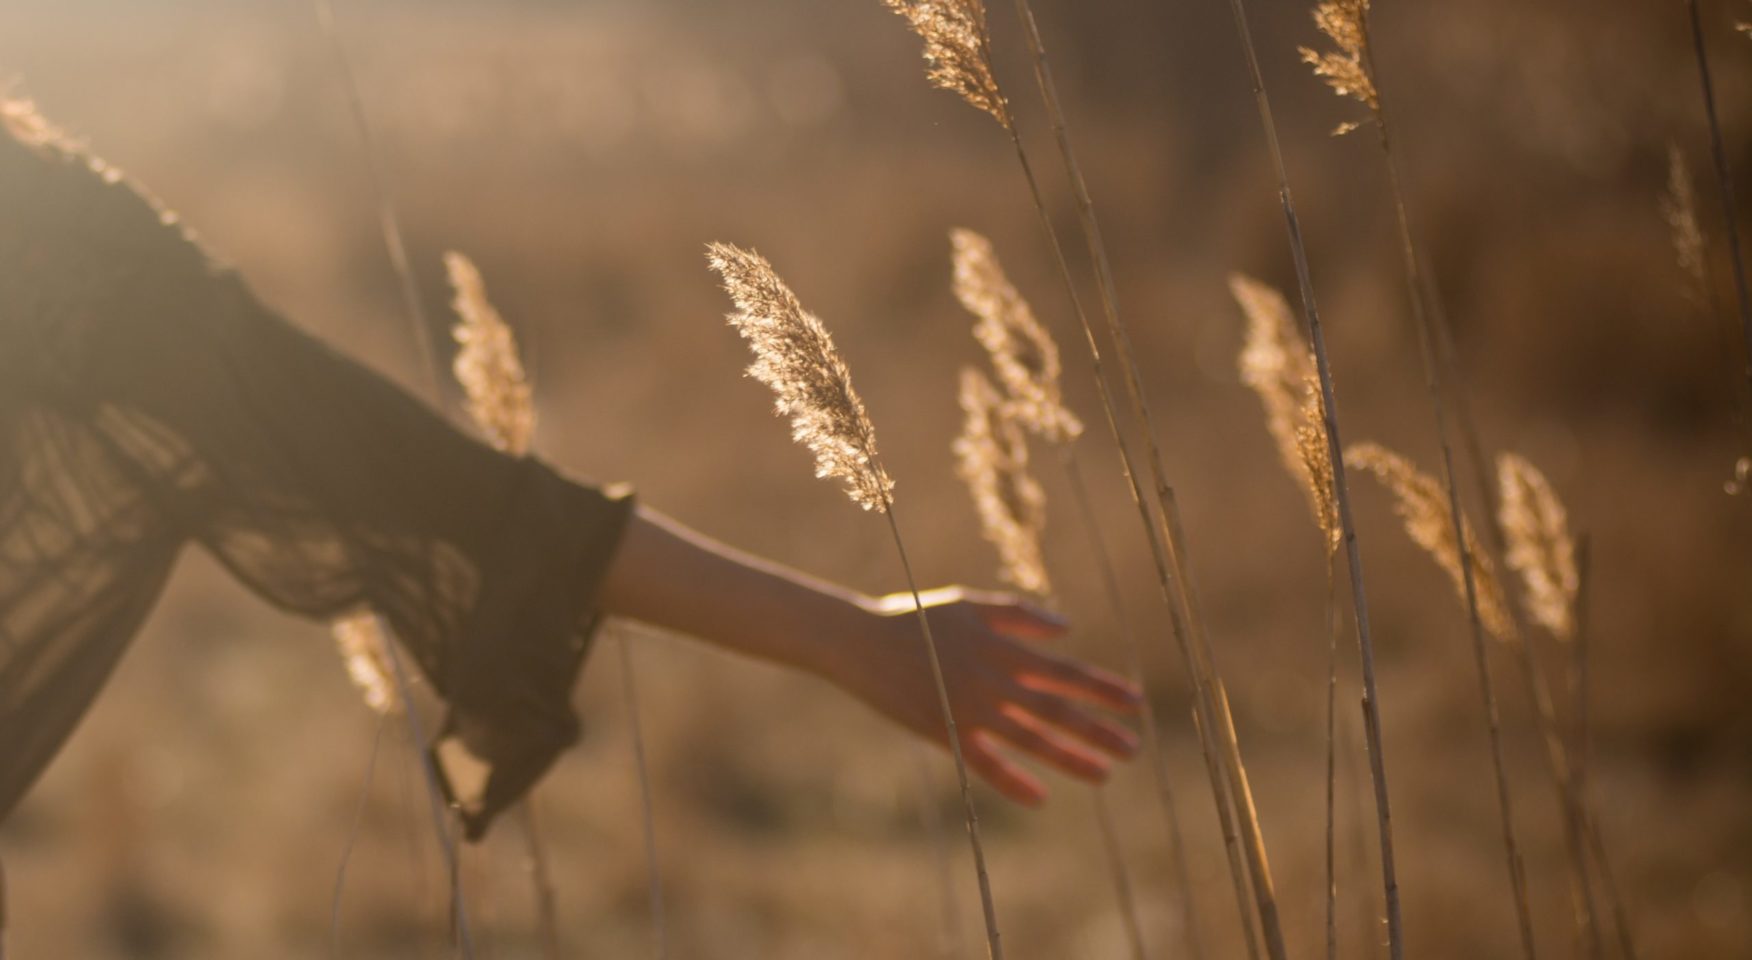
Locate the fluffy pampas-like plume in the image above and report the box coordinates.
[1295,382,1341,555]
[333,611,403,715]
[954,367,1051,595]
[884,0,1011,129]
[1348,442,1512,640]
[447,251,535,456]
[1232,275,1337,551]
[1496,453,1579,642]
[1661,144,1711,310]
[707,242,895,512]
[953,229,1083,444]
[1299,0,1378,135]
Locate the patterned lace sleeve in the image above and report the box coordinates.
[0,101,633,839]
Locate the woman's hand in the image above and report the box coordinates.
[827,586,1142,807]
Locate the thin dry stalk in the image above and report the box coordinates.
[1346,443,1535,959]
[1323,554,1340,960]
[953,368,1147,960]
[616,635,668,960]
[1230,276,1349,959]
[1059,448,1205,960]
[1220,0,1412,942]
[313,5,472,950]
[956,231,1198,955]
[892,5,1274,952]
[708,243,1005,959]
[443,253,664,960]
[1189,703,1267,960]
[1304,0,1597,948]
[1685,0,1752,421]
[999,6,1293,956]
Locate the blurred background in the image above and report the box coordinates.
[1,0,1749,956]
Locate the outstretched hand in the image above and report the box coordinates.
[830,586,1142,806]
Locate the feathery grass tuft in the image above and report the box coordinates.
[1299,0,1378,135]
[954,367,1051,596]
[1661,145,1711,310]
[709,241,1005,959]
[953,229,1084,444]
[332,612,403,715]
[883,0,1011,129]
[707,243,895,512]
[447,252,535,456]
[1295,384,1342,556]
[1231,275,1336,551]
[1348,443,1512,640]
[1497,454,1579,643]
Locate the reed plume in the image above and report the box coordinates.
[447,252,535,456]
[1232,275,1337,552]
[441,252,593,957]
[708,243,895,512]
[1497,454,1579,643]
[1685,0,1752,429]
[1662,145,1711,310]
[1299,0,1378,135]
[889,3,1286,952]
[1296,386,1341,556]
[332,612,403,715]
[953,229,1083,444]
[1231,275,1344,958]
[952,231,1196,959]
[1348,443,1512,640]
[955,368,1051,596]
[883,0,1010,129]
[708,242,1005,960]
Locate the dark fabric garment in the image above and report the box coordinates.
[0,102,632,840]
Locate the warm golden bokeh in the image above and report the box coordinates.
[1,0,1748,957]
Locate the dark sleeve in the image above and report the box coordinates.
[0,104,632,839]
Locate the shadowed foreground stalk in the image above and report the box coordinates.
[1686,0,1752,410]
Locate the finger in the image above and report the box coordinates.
[1010,647,1141,714]
[1015,689,1140,759]
[975,598,1069,642]
[994,705,1112,783]
[964,730,1047,807]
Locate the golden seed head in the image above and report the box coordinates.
[1295,380,1342,555]
[1496,453,1579,642]
[884,0,1011,129]
[1300,0,1379,134]
[1348,442,1513,640]
[954,367,1051,596]
[952,229,1083,444]
[1660,144,1710,310]
[1231,275,1335,549]
[707,243,895,512]
[333,612,403,716]
[447,252,536,456]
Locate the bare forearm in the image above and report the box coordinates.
[598,504,870,678]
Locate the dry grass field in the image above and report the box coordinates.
[0,0,1748,957]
